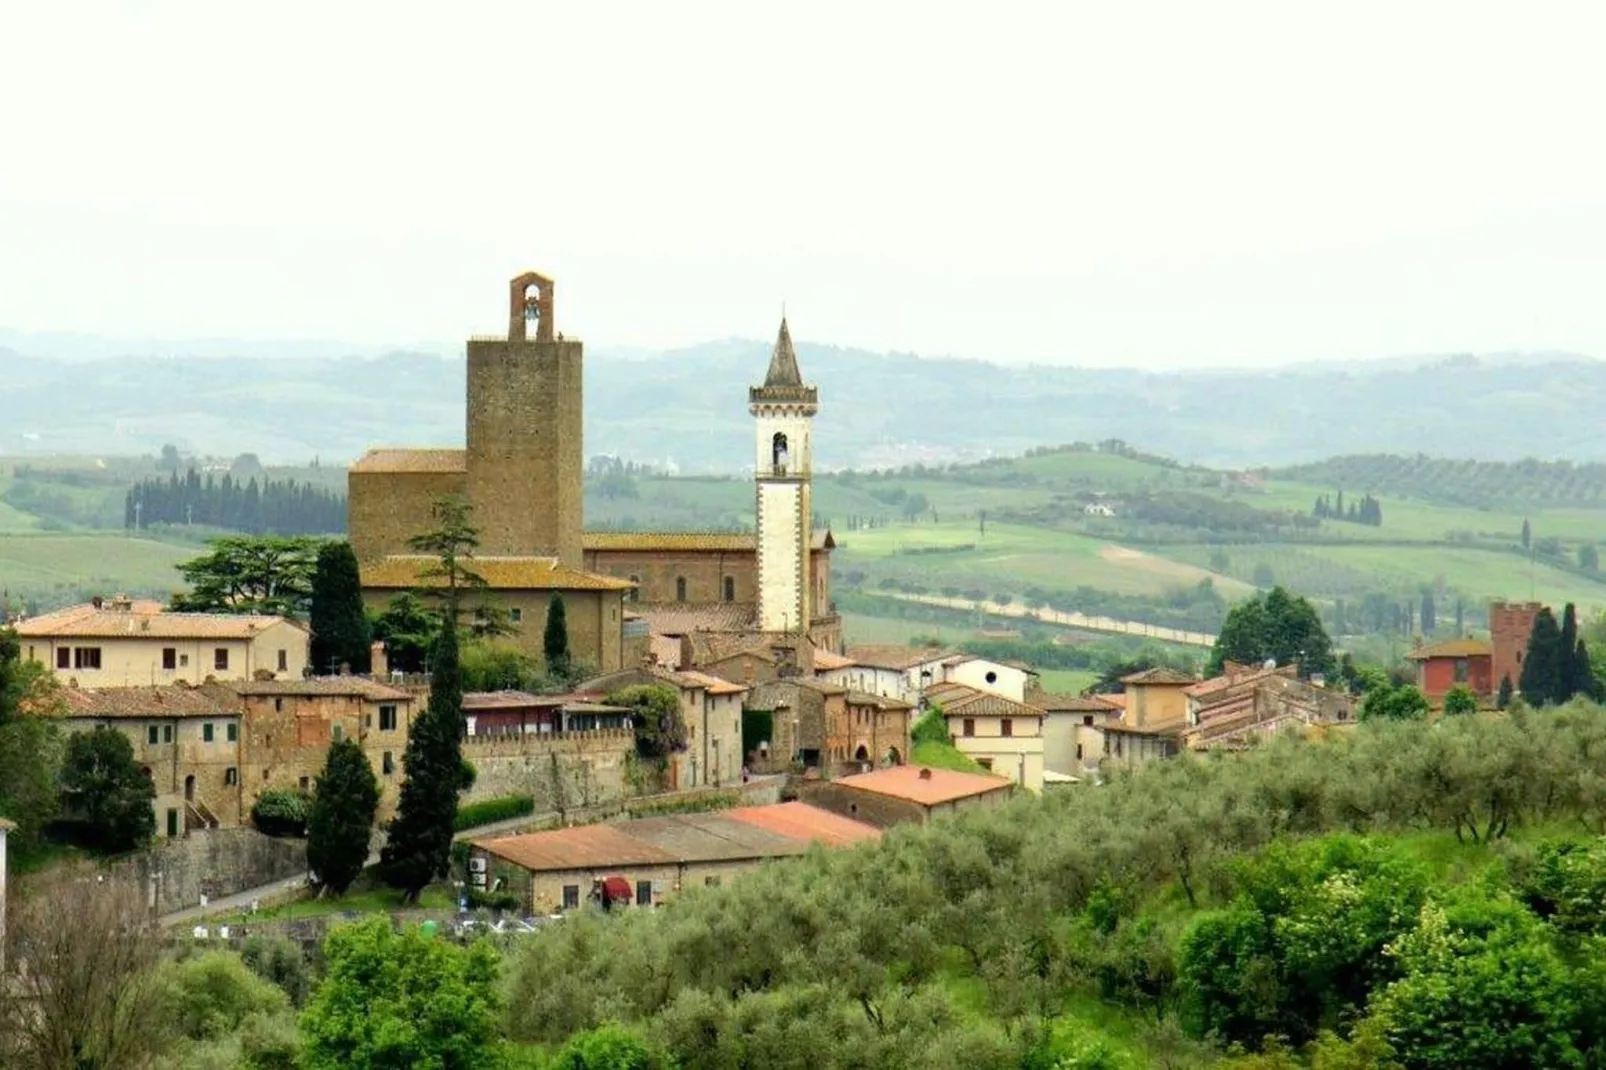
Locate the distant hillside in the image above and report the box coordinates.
[1273,454,1606,509]
[3,334,1605,469]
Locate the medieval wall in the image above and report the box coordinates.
[461,729,635,813]
[112,826,308,916]
[584,548,759,605]
[348,469,466,564]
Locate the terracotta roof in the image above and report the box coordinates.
[674,669,749,696]
[15,602,304,640]
[686,631,779,665]
[723,801,881,846]
[1035,693,1121,714]
[581,531,834,552]
[1105,717,1187,737]
[231,677,412,701]
[1119,666,1198,686]
[61,684,240,719]
[1406,637,1493,660]
[844,645,953,671]
[927,681,1043,719]
[832,765,1013,806]
[462,691,562,711]
[476,824,679,872]
[845,690,914,710]
[811,649,855,671]
[350,448,467,474]
[361,555,634,592]
[631,603,760,635]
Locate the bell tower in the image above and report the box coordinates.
[749,318,817,633]
[465,271,584,567]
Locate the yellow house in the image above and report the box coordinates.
[1117,666,1195,729]
[928,681,1046,792]
[14,596,310,687]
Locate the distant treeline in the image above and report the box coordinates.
[1313,490,1383,526]
[124,469,346,535]
[1278,453,1606,509]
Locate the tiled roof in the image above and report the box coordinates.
[811,649,855,671]
[61,683,240,719]
[232,677,412,700]
[648,634,681,668]
[581,531,834,552]
[462,691,562,710]
[686,631,778,665]
[361,555,634,592]
[723,802,881,846]
[349,448,467,474]
[1119,667,1198,686]
[844,644,953,671]
[476,824,679,872]
[927,681,1043,719]
[845,690,914,710]
[1035,692,1121,714]
[630,603,760,635]
[15,603,304,640]
[1406,637,1493,660]
[1106,717,1187,737]
[674,669,749,696]
[833,765,1013,806]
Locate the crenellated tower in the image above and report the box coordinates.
[749,319,817,634]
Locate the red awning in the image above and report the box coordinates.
[602,876,632,902]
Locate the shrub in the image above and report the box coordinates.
[466,888,523,912]
[911,707,949,746]
[251,788,311,838]
[454,794,535,831]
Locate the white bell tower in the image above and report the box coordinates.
[749,318,817,634]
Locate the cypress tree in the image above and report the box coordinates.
[307,736,381,897]
[1560,603,1581,700]
[1519,607,1564,706]
[1497,673,1514,710]
[544,594,572,680]
[310,541,372,675]
[380,615,467,903]
[1575,639,1599,703]
[1420,591,1436,635]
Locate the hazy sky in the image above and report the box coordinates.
[4,1,1606,368]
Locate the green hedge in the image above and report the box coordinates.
[466,888,523,912]
[251,788,311,838]
[454,795,535,831]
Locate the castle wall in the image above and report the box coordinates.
[1490,601,1541,694]
[466,338,584,567]
[584,548,758,605]
[460,729,634,813]
[363,589,625,676]
[348,469,466,563]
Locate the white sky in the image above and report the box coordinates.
[3,0,1606,368]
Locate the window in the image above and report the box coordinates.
[148,725,159,745]
[962,718,976,737]
[985,670,998,685]
[225,767,237,786]
[772,431,789,473]
[379,705,397,731]
[1083,714,1095,726]
[274,698,283,713]
[277,649,288,672]
[1454,658,1469,683]
[298,776,309,791]
[214,648,229,672]
[162,647,177,671]
[163,724,173,743]
[1076,743,1084,760]
[1001,718,1013,737]
[382,751,394,775]
[510,607,523,624]
[562,885,580,910]
[226,723,237,742]
[723,576,735,602]
[636,880,652,906]
[704,876,722,887]
[675,576,687,602]
[332,723,343,743]
[166,809,179,838]
[74,647,102,670]
[203,723,215,743]
[180,654,189,667]
[56,648,69,669]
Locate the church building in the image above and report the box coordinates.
[347,271,838,674]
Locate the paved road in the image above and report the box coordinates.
[879,591,1217,648]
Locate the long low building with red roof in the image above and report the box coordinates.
[801,764,1015,827]
[470,801,879,914]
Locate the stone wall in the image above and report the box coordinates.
[348,468,466,565]
[461,729,636,813]
[111,827,308,916]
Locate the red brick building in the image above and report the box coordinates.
[1489,601,1541,696]
[1406,638,1493,700]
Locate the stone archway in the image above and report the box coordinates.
[854,744,869,763]
[886,746,902,766]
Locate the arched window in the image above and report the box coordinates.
[675,576,687,602]
[723,576,735,602]
[772,432,789,473]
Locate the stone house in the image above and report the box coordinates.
[832,645,958,704]
[1406,638,1493,701]
[801,765,1014,828]
[746,678,910,774]
[577,666,749,789]
[470,802,877,914]
[59,682,245,839]
[678,630,816,685]
[942,654,1037,702]
[1037,693,1123,779]
[928,681,1046,791]
[1180,662,1354,750]
[15,596,309,686]
[1117,666,1196,729]
[843,691,915,768]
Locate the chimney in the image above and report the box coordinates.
[371,641,389,678]
[91,596,104,610]
[339,662,351,676]
[918,767,932,780]
[110,593,132,612]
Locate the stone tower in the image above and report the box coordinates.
[749,318,817,633]
[465,271,584,568]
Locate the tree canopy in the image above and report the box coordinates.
[59,726,156,851]
[544,593,572,679]
[373,592,438,675]
[307,737,381,897]
[171,535,320,616]
[309,540,372,675]
[1207,586,1334,678]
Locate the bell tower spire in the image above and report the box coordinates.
[749,317,818,634]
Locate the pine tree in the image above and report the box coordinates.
[544,594,571,680]
[307,737,380,897]
[1519,607,1564,706]
[1497,673,1514,710]
[310,541,372,675]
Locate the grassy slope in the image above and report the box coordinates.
[0,533,194,602]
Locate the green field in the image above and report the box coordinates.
[0,533,195,608]
[1035,669,1098,695]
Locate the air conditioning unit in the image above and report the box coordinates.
[471,871,487,887]
[468,857,487,873]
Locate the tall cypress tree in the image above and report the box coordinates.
[1560,603,1581,700]
[310,541,372,675]
[1519,607,1564,706]
[307,737,380,897]
[544,594,571,680]
[1574,639,1600,703]
[1497,673,1514,710]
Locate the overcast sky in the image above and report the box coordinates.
[4,1,1606,368]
